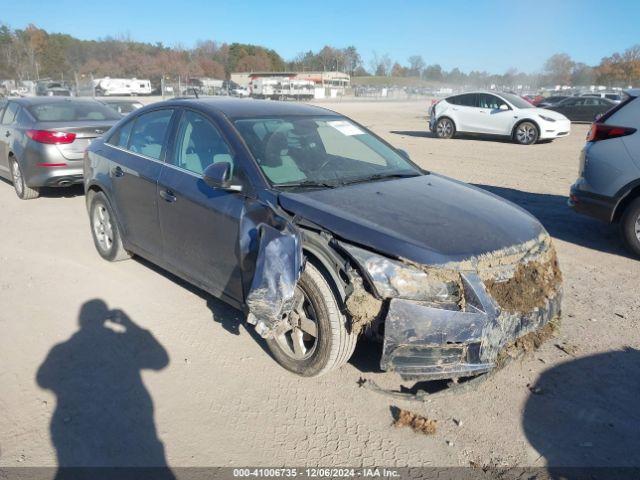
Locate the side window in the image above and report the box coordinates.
[447,96,460,106]
[1,103,20,125]
[172,110,233,176]
[478,94,507,110]
[459,94,478,107]
[128,109,173,160]
[107,119,135,148]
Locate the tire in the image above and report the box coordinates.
[89,191,130,262]
[621,197,640,258]
[435,117,455,139]
[514,121,539,145]
[266,263,358,377]
[10,157,39,200]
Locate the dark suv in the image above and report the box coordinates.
[84,98,562,379]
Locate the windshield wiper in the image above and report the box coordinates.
[275,180,338,189]
[339,171,421,186]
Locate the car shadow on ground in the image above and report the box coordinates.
[0,177,84,198]
[134,257,272,357]
[36,299,176,479]
[390,130,519,143]
[523,348,640,467]
[473,184,633,258]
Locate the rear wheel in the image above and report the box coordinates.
[435,117,455,139]
[514,121,539,145]
[621,197,640,257]
[266,263,358,377]
[89,192,130,262]
[10,158,39,200]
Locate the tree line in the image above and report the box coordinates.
[1,23,638,88]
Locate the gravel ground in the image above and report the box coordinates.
[0,100,638,469]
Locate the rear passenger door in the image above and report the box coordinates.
[449,93,478,132]
[0,102,18,177]
[105,108,175,259]
[157,108,246,303]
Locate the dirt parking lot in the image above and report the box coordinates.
[1,100,639,469]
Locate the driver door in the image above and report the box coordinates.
[157,108,246,303]
[477,94,515,135]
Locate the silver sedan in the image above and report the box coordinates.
[0,97,120,199]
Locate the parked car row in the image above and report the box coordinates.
[1,95,566,381]
[1,93,638,381]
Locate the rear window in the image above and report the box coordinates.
[1,103,20,125]
[27,101,121,122]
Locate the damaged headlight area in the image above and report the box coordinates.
[340,243,461,308]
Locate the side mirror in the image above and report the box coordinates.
[396,148,411,160]
[202,162,242,192]
[499,104,509,111]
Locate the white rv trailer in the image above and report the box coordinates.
[250,77,314,100]
[94,77,152,96]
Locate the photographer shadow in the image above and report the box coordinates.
[36,299,175,479]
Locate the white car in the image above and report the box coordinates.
[429,91,571,145]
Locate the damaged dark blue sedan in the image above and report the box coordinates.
[84,98,562,379]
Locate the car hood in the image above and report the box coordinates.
[278,174,545,266]
[531,107,569,120]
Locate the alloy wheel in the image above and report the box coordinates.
[635,214,640,243]
[275,288,319,360]
[92,204,114,252]
[11,161,23,196]
[437,119,453,138]
[516,123,537,144]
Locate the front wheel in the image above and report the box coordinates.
[266,263,358,377]
[435,117,455,139]
[514,121,539,145]
[621,197,640,258]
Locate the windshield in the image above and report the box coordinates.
[234,116,421,187]
[28,101,122,122]
[499,92,534,109]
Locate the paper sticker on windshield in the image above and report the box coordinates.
[327,120,364,136]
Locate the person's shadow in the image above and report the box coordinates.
[36,299,175,479]
[523,348,640,468]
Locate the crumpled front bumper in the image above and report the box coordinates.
[380,272,562,380]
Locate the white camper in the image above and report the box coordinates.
[250,77,315,100]
[94,78,152,96]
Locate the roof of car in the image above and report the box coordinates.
[8,96,103,106]
[162,97,341,118]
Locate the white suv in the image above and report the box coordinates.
[429,91,571,145]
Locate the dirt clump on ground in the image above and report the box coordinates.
[345,274,383,334]
[484,247,562,313]
[496,317,559,368]
[392,408,437,435]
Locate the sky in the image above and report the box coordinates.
[3,0,640,74]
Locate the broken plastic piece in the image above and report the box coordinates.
[246,223,303,338]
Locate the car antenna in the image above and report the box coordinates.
[191,87,199,99]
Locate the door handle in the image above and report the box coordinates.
[4,131,10,137]
[111,166,124,178]
[159,189,177,203]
